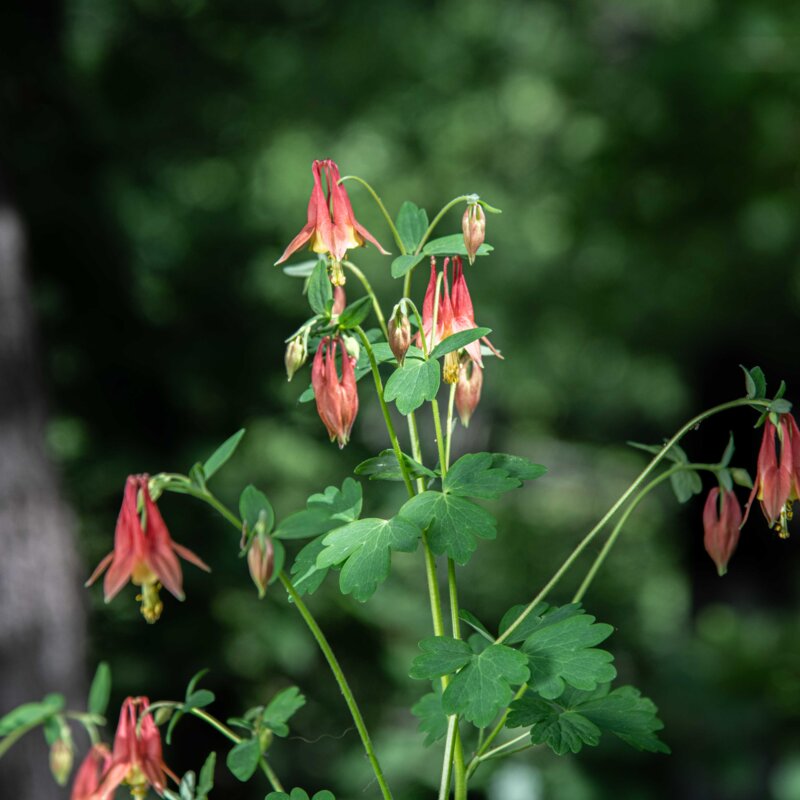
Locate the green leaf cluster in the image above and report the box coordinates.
[167,669,216,744]
[410,637,529,727]
[163,753,216,800]
[507,685,670,756]
[355,449,437,483]
[266,790,335,800]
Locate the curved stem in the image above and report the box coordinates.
[339,175,405,255]
[182,488,394,800]
[495,397,770,646]
[355,326,415,497]
[403,298,428,359]
[343,260,389,341]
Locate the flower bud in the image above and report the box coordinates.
[703,487,742,576]
[332,285,346,316]
[285,337,307,382]
[248,533,275,598]
[455,360,483,427]
[49,738,73,786]
[388,304,411,366]
[342,334,360,361]
[462,202,486,265]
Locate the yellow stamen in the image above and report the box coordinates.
[136,582,164,624]
[329,260,346,286]
[443,352,460,384]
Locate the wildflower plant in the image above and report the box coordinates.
[0,161,794,799]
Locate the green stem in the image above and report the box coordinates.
[281,576,394,800]
[185,489,394,800]
[355,325,415,497]
[343,260,389,341]
[467,731,531,774]
[338,175,405,255]
[0,720,41,758]
[445,382,456,469]
[495,397,769,646]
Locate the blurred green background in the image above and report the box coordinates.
[2,0,800,798]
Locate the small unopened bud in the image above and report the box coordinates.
[154,706,175,726]
[285,337,307,382]
[248,534,274,598]
[455,360,483,427]
[49,738,73,786]
[462,203,486,265]
[332,285,346,316]
[388,305,411,365]
[342,334,360,361]
[443,351,460,384]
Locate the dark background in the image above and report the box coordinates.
[1,1,800,798]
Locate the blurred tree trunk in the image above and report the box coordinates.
[0,195,86,799]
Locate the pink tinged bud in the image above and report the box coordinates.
[332,285,346,316]
[744,417,794,536]
[462,203,486,265]
[285,337,307,382]
[85,475,210,622]
[388,307,411,366]
[703,487,742,576]
[456,360,483,427]
[248,534,275,598]
[70,744,111,800]
[275,160,388,268]
[50,738,74,787]
[311,337,359,448]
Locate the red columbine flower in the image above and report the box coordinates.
[96,697,178,800]
[86,475,210,622]
[311,336,359,448]
[455,358,483,427]
[274,160,388,284]
[743,417,795,536]
[419,257,500,382]
[703,487,742,576]
[70,744,111,800]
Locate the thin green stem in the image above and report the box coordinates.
[445,382,457,469]
[343,260,389,341]
[431,398,448,475]
[468,731,531,772]
[403,298,428,359]
[356,325,415,497]
[0,720,41,758]
[414,196,470,256]
[495,397,770,646]
[281,576,394,800]
[339,175,405,255]
[183,489,393,800]
[572,466,681,603]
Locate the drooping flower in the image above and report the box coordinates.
[248,533,275,598]
[743,417,794,536]
[455,358,483,427]
[703,487,742,576]
[50,737,74,787]
[311,336,359,448]
[388,302,412,366]
[86,475,210,622]
[462,202,486,265]
[95,697,177,800]
[70,743,111,800]
[274,160,388,283]
[284,336,307,382]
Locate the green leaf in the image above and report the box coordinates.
[87,662,111,717]
[489,454,548,482]
[499,602,575,645]
[197,752,216,798]
[669,469,702,504]
[507,685,670,755]
[186,690,215,709]
[240,486,275,534]
[307,477,362,521]
[443,453,521,499]
[411,692,448,747]
[731,467,753,489]
[266,792,336,800]
[168,670,215,744]
[400,491,496,565]
[262,687,305,737]
[289,535,329,596]
[442,644,530,727]
[391,253,425,279]
[273,509,341,540]
[354,449,437,482]
[203,429,246,480]
[384,358,441,415]
[179,771,196,800]
[409,636,473,679]
[520,605,616,700]
[459,609,494,642]
[429,327,491,360]
[422,234,493,257]
[720,433,735,467]
[627,441,688,464]
[282,258,321,278]
[226,738,261,782]
[370,342,425,364]
[317,517,421,601]
[0,694,64,736]
[740,364,766,399]
[770,398,793,414]
[337,296,372,329]
[396,201,429,253]
[307,261,332,315]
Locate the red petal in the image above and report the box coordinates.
[142,491,185,599]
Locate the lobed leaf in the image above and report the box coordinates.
[384,358,441,415]
[262,687,305,737]
[411,692,449,747]
[226,738,261,782]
